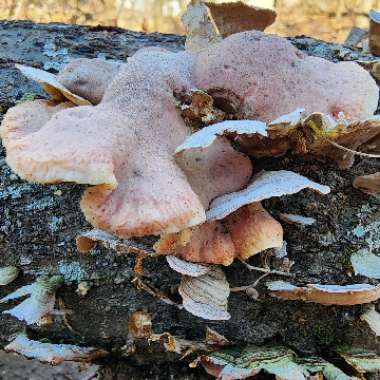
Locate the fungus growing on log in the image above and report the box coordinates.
[267,281,380,305]
[0,9,377,264]
[0,276,63,325]
[5,334,108,365]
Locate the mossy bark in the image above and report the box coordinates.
[0,20,379,379]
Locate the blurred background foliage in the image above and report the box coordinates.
[1,0,380,41]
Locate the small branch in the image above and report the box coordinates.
[131,277,183,309]
[327,139,380,158]
[238,258,294,278]
[230,272,270,292]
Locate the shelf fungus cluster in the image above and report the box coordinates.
[0,275,63,325]
[190,344,380,379]
[1,0,380,325]
[5,334,108,365]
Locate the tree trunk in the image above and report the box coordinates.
[0,20,379,379]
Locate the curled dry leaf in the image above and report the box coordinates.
[178,267,230,320]
[192,345,307,380]
[127,311,229,356]
[267,281,380,305]
[175,119,267,153]
[178,89,225,126]
[5,334,108,365]
[338,347,380,374]
[151,327,229,357]
[239,111,380,169]
[351,249,380,279]
[76,229,154,256]
[182,0,276,52]
[128,311,153,339]
[343,27,368,49]
[0,275,63,325]
[360,306,380,337]
[207,170,330,221]
[181,1,222,52]
[16,64,91,106]
[279,213,316,226]
[0,266,19,286]
[166,256,211,277]
[353,172,380,195]
[156,203,283,265]
[369,9,380,56]
[205,327,230,346]
[205,1,277,37]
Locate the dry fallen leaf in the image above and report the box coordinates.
[178,89,225,126]
[5,334,108,365]
[353,172,380,195]
[205,1,276,37]
[128,311,153,339]
[239,111,380,169]
[207,170,330,221]
[0,275,63,325]
[127,311,229,356]
[179,267,230,320]
[267,281,380,305]
[181,1,222,52]
[16,64,91,106]
[0,266,19,286]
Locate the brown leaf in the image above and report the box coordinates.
[205,1,276,37]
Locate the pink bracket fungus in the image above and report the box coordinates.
[0,8,378,268]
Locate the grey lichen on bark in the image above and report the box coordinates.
[0,20,379,378]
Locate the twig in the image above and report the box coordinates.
[327,139,380,158]
[131,277,183,309]
[230,272,270,292]
[238,258,294,277]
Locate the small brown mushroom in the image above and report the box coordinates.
[225,203,283,260]
[155,221,236,266]
[155,203,283,265]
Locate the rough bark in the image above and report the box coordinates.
[0,20,379,379]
